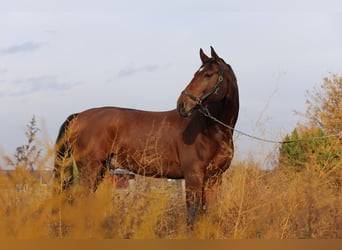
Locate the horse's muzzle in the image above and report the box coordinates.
[177,101,194,118]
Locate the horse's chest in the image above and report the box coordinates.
[206,138,234,175]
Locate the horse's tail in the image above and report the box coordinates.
[53,113,79,195]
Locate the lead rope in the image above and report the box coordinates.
[198,105,339,144]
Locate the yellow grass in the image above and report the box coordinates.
[0,145,340,239]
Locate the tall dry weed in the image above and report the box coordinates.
[0,137,340,238]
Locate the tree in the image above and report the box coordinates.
[304,73,342,135]
[279,73,342,176]
[279,125,340,174]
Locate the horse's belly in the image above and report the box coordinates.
[113,145,183,179]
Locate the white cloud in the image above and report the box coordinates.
[0,41,46,55]
[117,63,167,78]
[0,75,80,97]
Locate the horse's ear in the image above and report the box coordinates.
[200,48,209,63]
[210,46,219,61]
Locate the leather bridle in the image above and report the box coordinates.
[181,61,225,106]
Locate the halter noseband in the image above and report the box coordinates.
[181,62,225,106]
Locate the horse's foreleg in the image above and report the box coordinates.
[93,153,115,192]
[203,174,223,212]
[185,174,204,229]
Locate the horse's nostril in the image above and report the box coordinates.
[177,101,189,117]
[178,102,185,110]
[177,102,185,113]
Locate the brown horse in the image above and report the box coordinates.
[54,47,239,227]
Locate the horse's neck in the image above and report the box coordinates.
[209,97,237,127]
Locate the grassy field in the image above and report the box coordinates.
[0,145,340,239]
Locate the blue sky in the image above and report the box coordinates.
[1,0,342,165]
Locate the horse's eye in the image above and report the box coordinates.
[204,72,213,78]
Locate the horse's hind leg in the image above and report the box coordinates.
[93,165,107,192]
[53,152,74,195]
[75,153,114,195]
[74,158,98,196]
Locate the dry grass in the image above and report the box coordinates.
[0,144,340,239]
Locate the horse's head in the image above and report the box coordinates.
[177,47,235,117]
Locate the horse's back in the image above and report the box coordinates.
[68,107,184,173]
[77,106,177,123]
[73,106,182,136]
